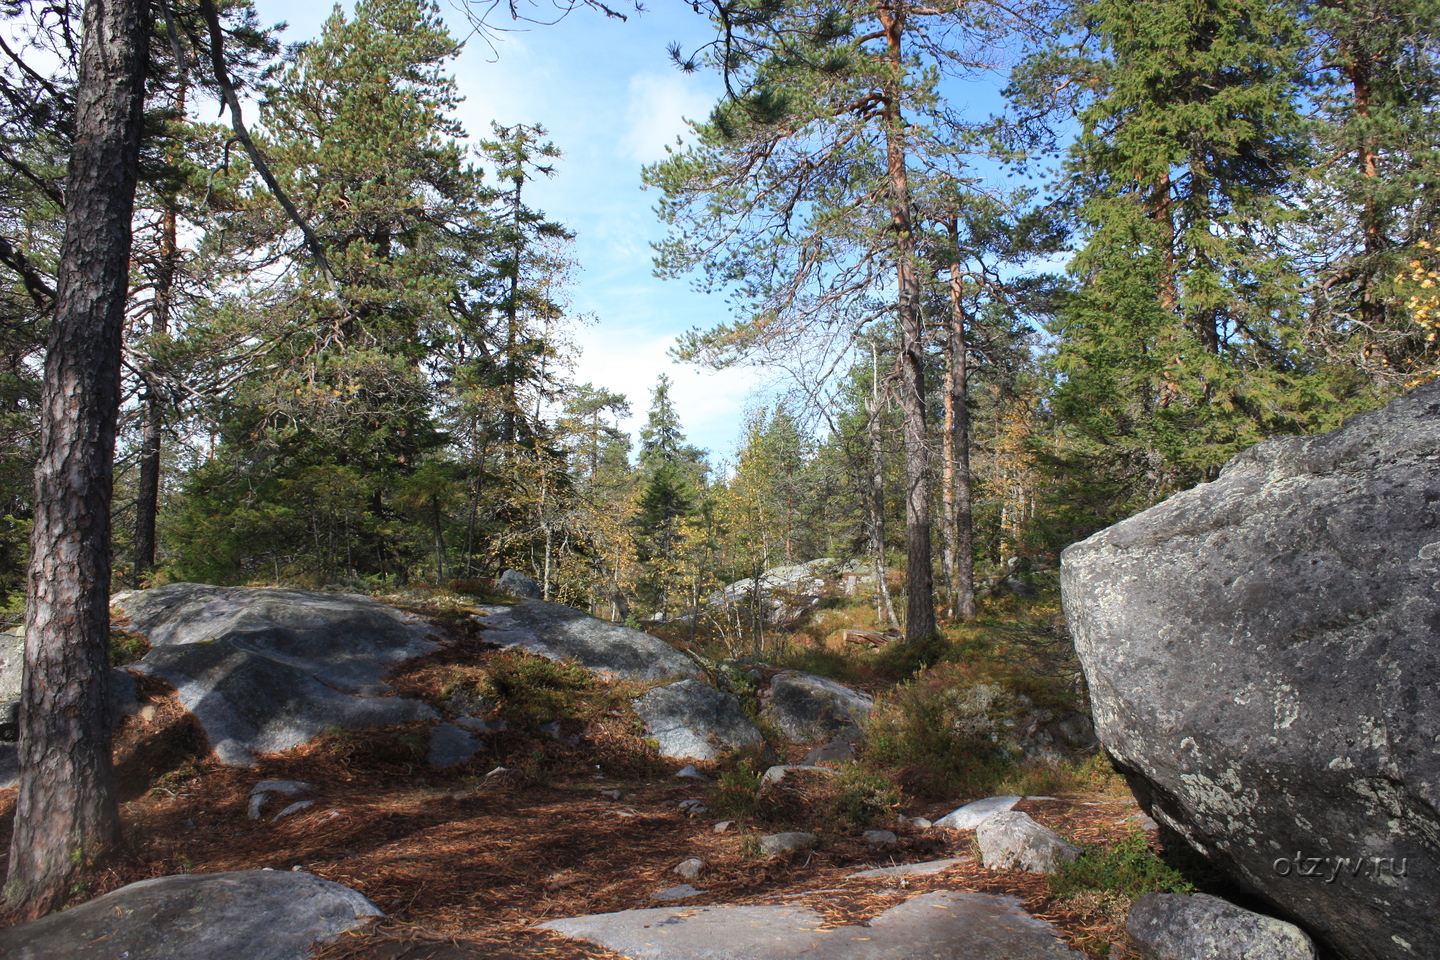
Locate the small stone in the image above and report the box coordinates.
[272,800,314,822]
[713,820,735,834]
[453,716,507,732]
[247,793,269,821]
[673,858,707,879]
[908,816,933,830]
[650,884,703,901]
[485,766,509,777]
[601,788,623,800]
[759,832,818,855]
[427,722,482,768]
[863,829,898,847]
[759,764,836,788]
[976,811,1080,874]
[678,798,709,816]
[250,780,313,797]
[675,764,707,780]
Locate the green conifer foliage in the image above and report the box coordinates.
[1046,0,1350,513]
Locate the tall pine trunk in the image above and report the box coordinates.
[133,202,177,586]
[942,236,975,622]
[879,1,935,643]
[6,0,148,917]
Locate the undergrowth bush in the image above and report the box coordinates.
[1050,830,1194,899]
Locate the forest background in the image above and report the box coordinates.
[0,0,1437,638]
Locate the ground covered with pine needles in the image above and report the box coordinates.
[0,587,1208,959]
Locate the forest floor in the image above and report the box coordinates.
[0,589,1183,959]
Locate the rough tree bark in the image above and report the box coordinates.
[5,0,149,918]
[941,230,975,622]
[879,0,935,643]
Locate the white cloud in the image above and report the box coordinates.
[622,72,715,165]
[569,323,765,462]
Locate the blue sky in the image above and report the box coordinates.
[252,0,773,461]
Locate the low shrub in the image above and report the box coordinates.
[1050,830,1194,899]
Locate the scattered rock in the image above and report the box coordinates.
[761,671,872,740]
[678,799,709,816]
[673,858,707,879]
[543,890,1082,959]
[1128,893,1318,960]
[497,569,543,600]
[427,722,482,768]
[272,800,314,822]
[113,584,441,767]
[251,780,313,797]
[759,764,837,789]
[907,816,933,830]
[802,737,855,764]
[848,858,960,879]
[935,796,1022,830]
[649,884,704,901]
[601,788,623,800]
[0,869,380,960]
[1061,381,1440,960]
[976,812,1080,875]
[863,830,898,847]
[247,794,268,821]
[713,820,735,834]
[451,716,506,732]
[759,832,818,855]
[675,764,707,780]
[632,679,764,760]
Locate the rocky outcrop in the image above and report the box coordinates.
[704,558,866,628]
[475,600,701,683]
[761,670,872,740]
[0,869,380,960]
[632,679,764,760]
[112,584,441,767]
[1062,382,1440,960]
[1128,893,1317,960]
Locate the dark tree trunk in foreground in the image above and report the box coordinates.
[6,0,149,918]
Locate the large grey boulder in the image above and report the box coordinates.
[543,891,1082,959]
[761,670,872,740]
[0,869,381,960]
[976,811,1080,875]
[1128,893,1317,960]
[1061,382,1440,960]
[113,584,441,766]
[632,678,764,760]
[474,600,701,682]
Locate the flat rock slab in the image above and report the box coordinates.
[542,890,1081,960]
[0,869,381,960]
[114,584,441,766]
[474,600,701,682]
[848,858,960,879]
[632,679,764,760]
[934,795,1022,830]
